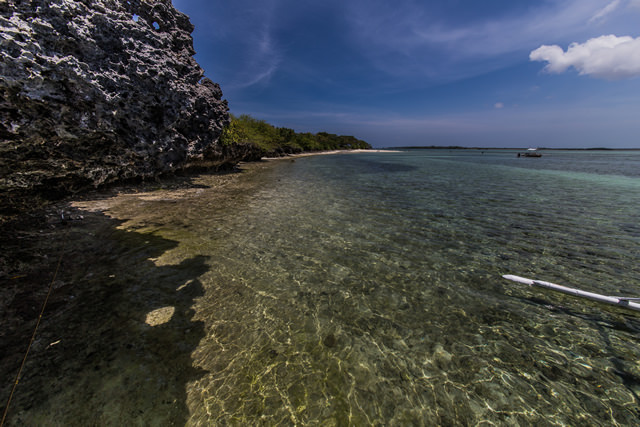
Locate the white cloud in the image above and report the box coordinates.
[235,25,281,88]
[217,0,282,89]
[530,35,640,79]
[494,102,504,109]
[343,0,627,81]
[589,0,622,23]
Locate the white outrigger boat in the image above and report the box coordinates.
[503,275,640,312]
[518,148,541,157]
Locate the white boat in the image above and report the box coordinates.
[520,148,541,157]
[503,275,640,312]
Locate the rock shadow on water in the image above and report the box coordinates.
[1,207,208,425]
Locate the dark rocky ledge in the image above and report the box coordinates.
[0,0,251,213]
[0,2,265,422]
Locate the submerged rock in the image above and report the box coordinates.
[0,0,240,209]
[323,333,337,348]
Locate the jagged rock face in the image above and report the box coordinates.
[0,0,233,204]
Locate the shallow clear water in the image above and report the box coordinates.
[164,150,640,425]
[61,150,640,424]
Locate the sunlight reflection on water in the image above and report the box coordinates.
[85,151,640,424]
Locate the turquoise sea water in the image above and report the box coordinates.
[14,149,639,425]
[179,149,640,425]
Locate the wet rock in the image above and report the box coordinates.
[0,0,240,209]
[433,343,453,367]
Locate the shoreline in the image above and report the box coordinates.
[0,159,277,424]
[262,148,403,160]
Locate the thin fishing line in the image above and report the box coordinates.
[1,222,70,426]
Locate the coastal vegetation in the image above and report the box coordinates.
[220,114,371,155]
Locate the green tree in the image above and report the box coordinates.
[218,114,371,154]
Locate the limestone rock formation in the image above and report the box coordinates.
[1,0,238,208]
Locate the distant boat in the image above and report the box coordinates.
[518,148,541,158]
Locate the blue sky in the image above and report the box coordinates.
[172,0,640,148]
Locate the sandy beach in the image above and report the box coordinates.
[262,148,403,160]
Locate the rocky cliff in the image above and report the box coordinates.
[1,0,244,211]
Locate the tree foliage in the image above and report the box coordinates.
[219,114,371,155]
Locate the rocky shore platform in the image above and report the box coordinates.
[0,166,250,424]
[0,0,256,217]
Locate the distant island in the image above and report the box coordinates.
[394,146,640,150]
